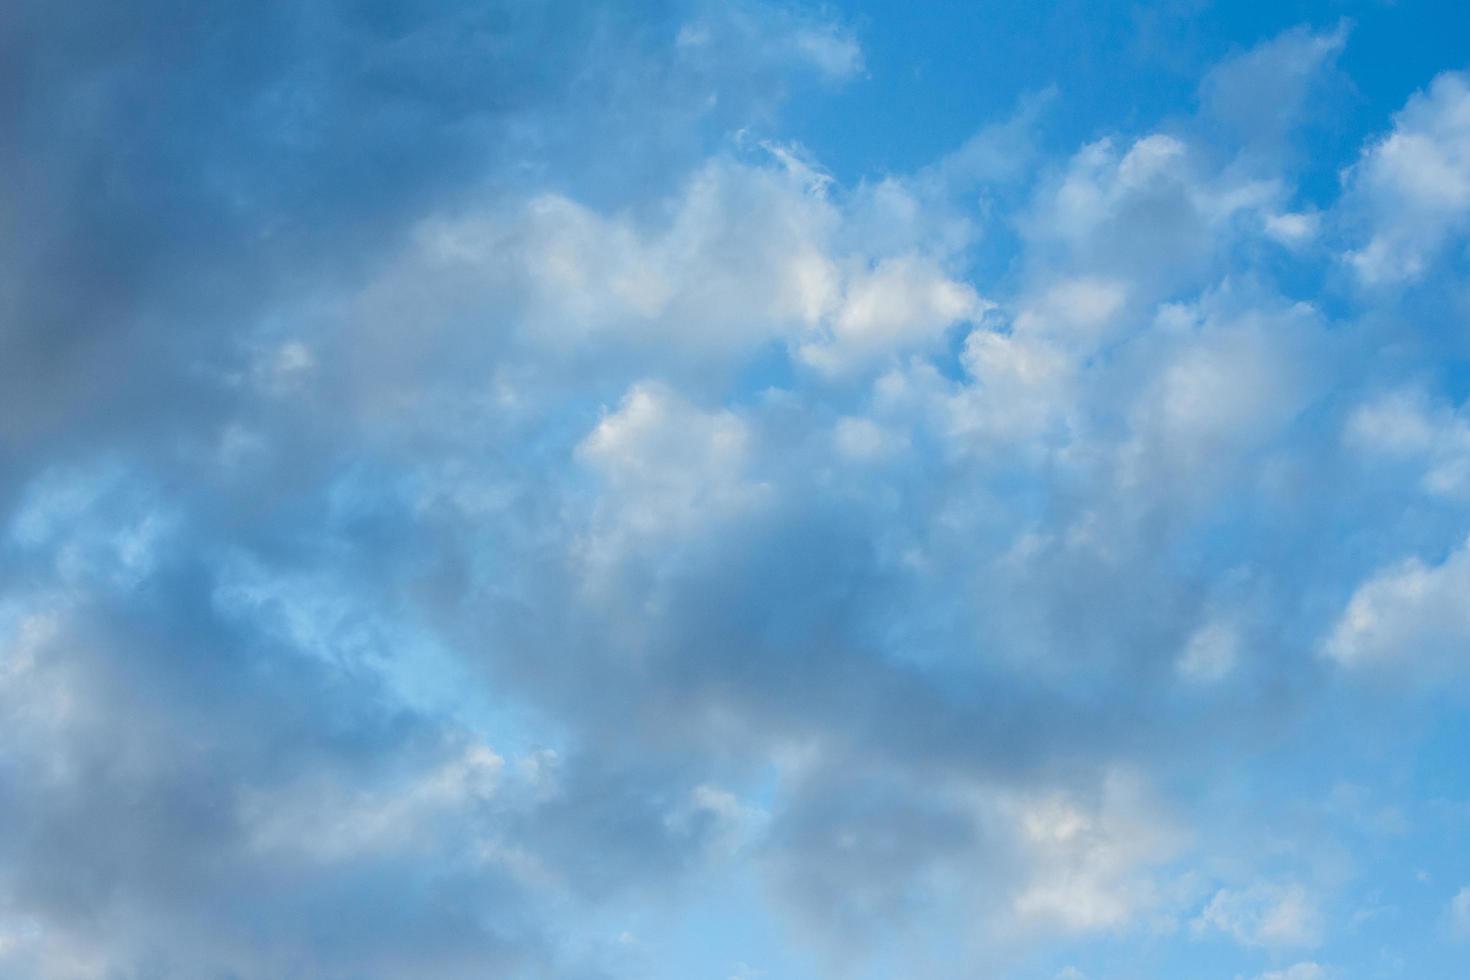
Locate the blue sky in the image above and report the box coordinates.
[4,1,1470,978]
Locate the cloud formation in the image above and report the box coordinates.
[5,4,1470,979]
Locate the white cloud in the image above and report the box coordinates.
[676,8,863,82]
[1345,389,1470,498]
[577,382,767,540]
[1344,71,1470,285]
[1196,883,1324,948]
[911,275,1128,452]
[1344,389,1441,456]
[949,328,1074,445]
[1324,535,1470,671]
[1009,771,1185,934]
[1026,133,1281,296]
[1177,619,1240,683]
[512,165,840,351]
[797,254,985,374]
[1140,317,1295,450]
[1263,210,1320,248]
[1011,276,1129,347]
[1116,296,1321,493]
[364,158,844,381]
[833,416,906,462]
[364,151,985,390]
[1448,886,1470,939]
[788,26,863,80]
[1256,963,1327,980]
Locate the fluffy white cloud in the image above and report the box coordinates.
[348,148,985,396]
[1112,294,1323,501]
[394,159,841,359]
[576,382,769,551]
[1262,210,1321,248]
[1011,276,1129,348]
[1324,535,1470,671]
[1008,772,1186,934]
[1345,71,1470,284]
[1345,389,1470,498]
[797,254,984,374]
[1025,133,1281,297]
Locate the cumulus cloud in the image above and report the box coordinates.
[1008,771,1185,933]
[6,8,1470,979]
[1344,71,1470,285]
[1023,132,1282,299]
[1345,388,1470,498]
[1324,536,1470,672]
[797,254,985,374]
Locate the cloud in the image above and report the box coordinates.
[675,3,863,83]
[0,0,863,455]
[1344,71,1470,285]
[1255,964,1327,980]
[575,381,770,572]
[0,564,753,977]
[1198,22,1348,157]
[1177,618,1241,683]
[1196,882,1325,948]
[1344,388,1470,498]
[1022,132,1282,299]
[1323,535,1470,673]
[6,10,1470,980]
[760,763,1185,971]
[0,591,556,978]
[1448,886,1470,940]
[1008,771,1186,934]
[796,254,985,374]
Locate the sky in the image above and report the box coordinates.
[4,1,1470,978]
